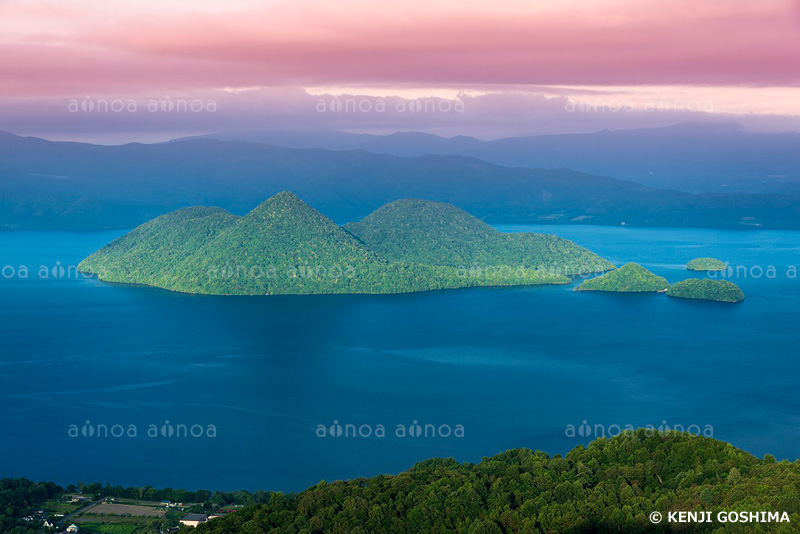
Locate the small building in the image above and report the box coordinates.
[180,514,209,527]
[66,524,80,533]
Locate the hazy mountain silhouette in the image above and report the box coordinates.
[2,131,799,230]
[176,124,800,195]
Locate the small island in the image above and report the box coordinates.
[687,257,728,271]
[575,262,670,293]
[667,278,745,303]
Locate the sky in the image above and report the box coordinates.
[1,0,799,142]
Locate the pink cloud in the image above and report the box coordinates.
[0,0,799,98]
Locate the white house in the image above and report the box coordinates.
[180,514,209,527]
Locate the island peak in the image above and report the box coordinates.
[576,262,669,293]
[80,194,613,295]
[667,278,745,302]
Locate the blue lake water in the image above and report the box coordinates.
[1,225,799,491]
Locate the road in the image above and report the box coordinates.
[58,499,103,527]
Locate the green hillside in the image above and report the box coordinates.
[5,432,797,533]
[345,198,614,275]
[78,206,239,284]
[80,192,573,295]
[667,278,745,302]
[576,262,669,293]
[687,257,728,271]
[193,430,799,534]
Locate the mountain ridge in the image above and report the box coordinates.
[3,130,800,230]
[173,123,800,196]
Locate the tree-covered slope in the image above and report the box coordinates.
[154,191,410,295]
[576,262,670,293]
[687,257,728,271]
[667,278,745,303]
[345,198,614,275]
[80,192,570,295]
[0,479,63,534]
[194,430,799,534]
[78,206,239,284]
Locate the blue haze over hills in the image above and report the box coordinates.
[1,124,800,231]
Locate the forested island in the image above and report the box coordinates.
[687,257,728,271]
[576,263,747,303]
[78,192,613,296]
[79,192,753,304]
[668,279,746,303]
[5,431,795,533]
[575,262,669,293]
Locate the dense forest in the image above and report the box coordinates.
[193,430,799,534]
[667,279,745,303]
[0,479,62,534]
[576,263,669,293]
[5,431,798,533]
[79,192,616,295]
[686,258,728,272]
[345,198,615,276]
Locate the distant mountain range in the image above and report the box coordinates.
[79,192,611,295]
[176,123,800,195]
[2,129,800,230]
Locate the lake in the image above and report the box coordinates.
[1,225,798,491]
